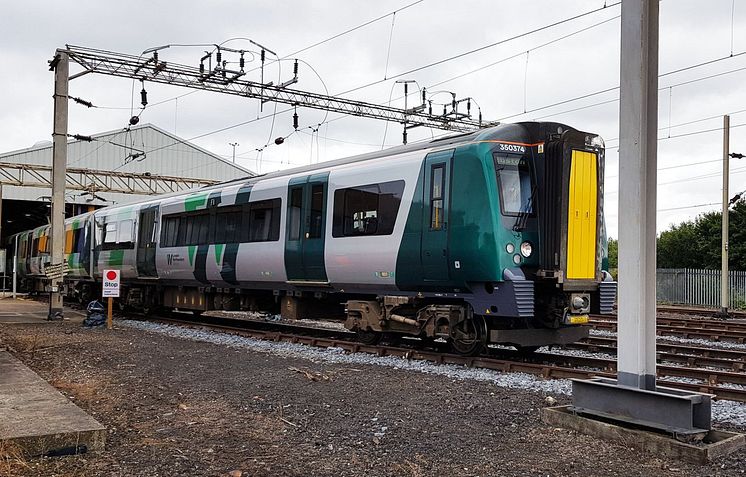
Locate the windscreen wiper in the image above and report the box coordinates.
[512,185,536,231]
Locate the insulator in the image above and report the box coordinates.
[479,111,483,125]
[293,59,298,75]
[261,49,265,63]
[239,53,245,70]
[467,99,471,114]
[216,49,222,64]
[443,105,447,116]
[428,103,432,115]
[153,52,158,62]
[452,98,456,109]
[422,88,426,105]
[200,61,205,74]
[293,111,299,130]
[402,128,407,145]
[404,83,408,96]
[140,86,148,107]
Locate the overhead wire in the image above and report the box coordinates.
[501,51,746,122]
[108,0,742,176]
[93,2,620,165]
[336,2,621,97]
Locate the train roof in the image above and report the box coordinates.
[8,121,583,230]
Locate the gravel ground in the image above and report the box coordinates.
[1,319,746,476]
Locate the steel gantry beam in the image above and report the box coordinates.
[60,45,493,133]
[0,162,220,195]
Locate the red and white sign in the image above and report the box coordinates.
[102,269,121,298]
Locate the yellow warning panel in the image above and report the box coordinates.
[567,150,598,279]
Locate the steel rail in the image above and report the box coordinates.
[589,319,746,343]
[569,340,745,371]
[581,335,746,362]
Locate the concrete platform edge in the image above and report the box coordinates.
[541,405,746,464]
[0,350,106,457]
[2,428,106,457]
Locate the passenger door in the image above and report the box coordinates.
[285,173,329,283]
[421,150,453,281]
[136,205,159,277]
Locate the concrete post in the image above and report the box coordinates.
[616,0,659,390]
[49,50,69,320]
[721,115,730,316]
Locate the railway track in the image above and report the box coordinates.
[656,305,746,319]
[132,313,746,403]
[589,316,746,343]
[569,338,746,371]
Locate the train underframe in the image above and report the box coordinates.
[58,277,595,356]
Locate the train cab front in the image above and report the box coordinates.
[531,125,617,331]
[473,123,616,350]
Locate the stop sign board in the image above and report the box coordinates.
[102,269,121,298]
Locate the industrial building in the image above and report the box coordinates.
[0,123,252,244]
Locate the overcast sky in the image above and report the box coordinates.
[1,0,745,238]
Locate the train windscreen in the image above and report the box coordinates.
[493,153,533,216]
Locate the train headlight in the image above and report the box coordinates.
[506,243,515,254]
[520,241,533,258]
[513,254,522,265]
[586,135,605,148]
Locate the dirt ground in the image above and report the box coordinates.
[1,316,745,476]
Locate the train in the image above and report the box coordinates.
[6,122,616,355]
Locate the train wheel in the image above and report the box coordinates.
[450,315,487,356]
[356,329,382,345]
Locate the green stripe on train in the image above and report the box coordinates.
[185,193,208,212]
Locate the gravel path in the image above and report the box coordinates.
[1,318,745,476]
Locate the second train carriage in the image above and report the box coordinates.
[7,122,616,355]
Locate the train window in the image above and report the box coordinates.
[38,235,48,254]
[198,214,210,244]
[332,180,405,237]
[161,216,180,247]
[185,213,210,246]
[103,223,117,243]
[430,165,445,230]
[308,184,324,239]
[74,228,85,255]
[118,220,134,245]
[289,187,303,241]
[248,198,281,242]
[215,208,242,244]
[65,230,74,254]
[494,153,534,216]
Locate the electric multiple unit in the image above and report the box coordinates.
[7,122,616,355]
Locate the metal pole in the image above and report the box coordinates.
[721,115,730,317]
[617,0,659,391]
[107,296,113,329]
[230,142,239,163]
[0,184,3,293]
[12,234,17,299]
[49,50,69,320]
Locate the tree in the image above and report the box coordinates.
[655,197,746,270]
[657,220,703,268]
[607,237,617,270]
